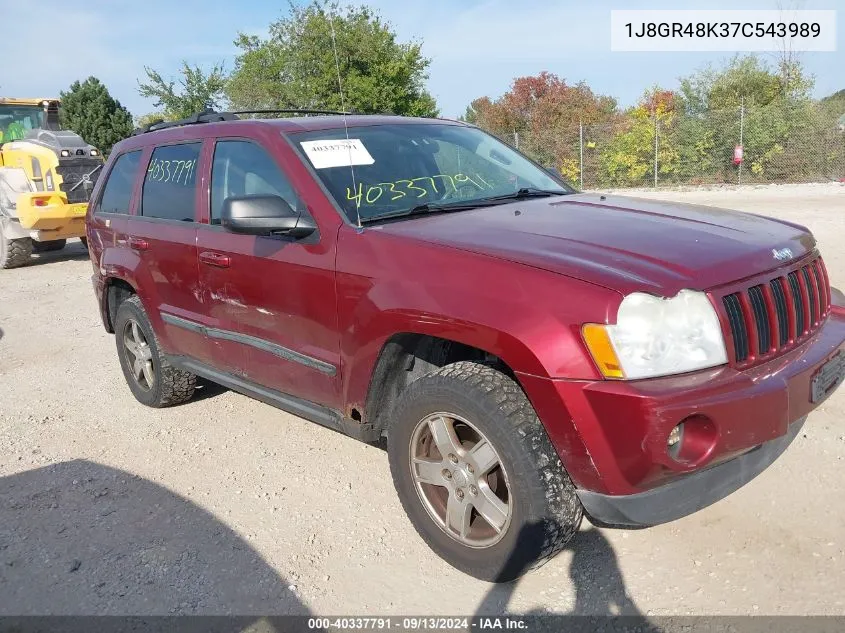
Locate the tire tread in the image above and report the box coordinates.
[1,236,32,269]
[432,361,582,571]
[119,296,196,407]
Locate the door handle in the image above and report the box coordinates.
[128,237,149,251]
[199,251,231,268]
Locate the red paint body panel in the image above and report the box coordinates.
[86,115,845,502]
[523,310,845,494]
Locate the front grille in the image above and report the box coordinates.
[721,256,830,365]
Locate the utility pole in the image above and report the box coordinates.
[738,97,745,185]
[653,111,659,188]
[579,119,584,190]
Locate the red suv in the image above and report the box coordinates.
[86,110,845,582]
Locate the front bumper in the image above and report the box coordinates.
[577,415,806,527]
[518,299,845,524]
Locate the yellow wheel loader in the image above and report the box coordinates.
[0,98,104,268]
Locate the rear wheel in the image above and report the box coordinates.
[0,219,32,269]
[387,362,582,582]
[32,239,67,253]
[114,295,196,407]
[79,237,88,250]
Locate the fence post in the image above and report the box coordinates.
[653,111,659,188]
[579,119,584,190]
[513,130,519,149]
[738,97,745,185]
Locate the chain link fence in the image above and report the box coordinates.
[488,101,845,190]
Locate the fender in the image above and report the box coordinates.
[336,247,623,413]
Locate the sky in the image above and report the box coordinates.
[1,0,842,119]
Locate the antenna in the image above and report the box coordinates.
[328,9,362,228]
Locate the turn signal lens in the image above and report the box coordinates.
[582,324,624,379]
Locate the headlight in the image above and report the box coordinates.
[583,290,728,379]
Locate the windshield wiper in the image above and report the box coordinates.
[361,201,483,224]
[360,189,571,224]
[478,188,571,202]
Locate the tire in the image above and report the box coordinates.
[387,361,582,582]
[80,237,88,250]
[32,239,66,253]
[113,295,196,407]
[0,221,32,269]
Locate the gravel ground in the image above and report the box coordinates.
[0,182,843,616]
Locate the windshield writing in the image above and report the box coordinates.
[290,123,571,223]
[347,173,495,209]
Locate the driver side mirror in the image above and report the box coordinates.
[221,195,316,239]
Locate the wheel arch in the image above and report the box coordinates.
[102,276,138,333]
[357,331,526,438]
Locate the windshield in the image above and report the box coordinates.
[0,105,45,143]
[289,123,573,223]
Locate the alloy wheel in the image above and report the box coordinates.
[123,319,155,391]
[409,412,513,548]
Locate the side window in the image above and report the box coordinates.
[210,140,299,225]
[97,151,142,214]
[141,143,202,221]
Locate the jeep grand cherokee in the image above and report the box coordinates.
[85,111,845,581]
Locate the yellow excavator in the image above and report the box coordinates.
[0,97,104,268]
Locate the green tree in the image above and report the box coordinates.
[600,88,679,187]
[226,1,437,116]
[675,55,820,183]
[138,62,228,119]
[679,54,812,114]
[59,77,134,154]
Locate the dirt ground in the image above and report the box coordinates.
[0,182,843,616]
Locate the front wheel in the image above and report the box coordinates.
[0,220,32,269]
[387,362,582,582]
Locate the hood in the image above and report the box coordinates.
[376,192,816,295]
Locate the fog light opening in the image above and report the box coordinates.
[667,414,718,466]
[667,423,685,460]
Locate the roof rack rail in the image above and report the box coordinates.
[131,109,237,136]
[229,108,353,117]
[131,108,354,136]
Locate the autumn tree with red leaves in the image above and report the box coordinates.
[463,72,618,182]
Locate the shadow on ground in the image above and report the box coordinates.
[191,377,231,403]
[0,459,307,619]
[475,524,659,630]
[25,241,90,268]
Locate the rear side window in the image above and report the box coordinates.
[141,143,201,221]
[210,140,299,225]
[98,151,141,214]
